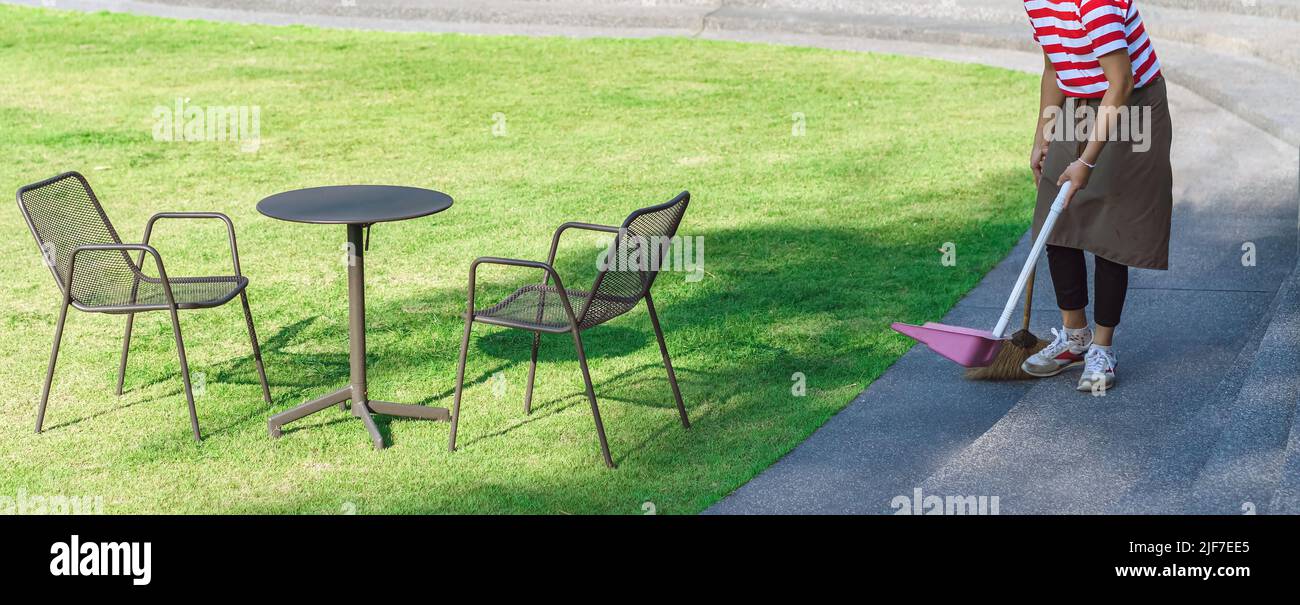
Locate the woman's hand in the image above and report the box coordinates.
[1056,159,1092,207]
[1030,141,1049,183]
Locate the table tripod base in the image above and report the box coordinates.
[268,386,449,449]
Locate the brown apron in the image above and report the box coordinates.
[1031,76,1173,270]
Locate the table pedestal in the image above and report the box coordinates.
[268,224,449,449]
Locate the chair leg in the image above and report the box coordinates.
[115,312,134,395]
[571,328,615,469]
[645,293,689,429]
[524,332,540,414]
[167,308,201,442]
[447,318,474,452]
[239,291,272,405]
[35,302,70,434]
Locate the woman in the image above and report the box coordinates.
[1019,0,1172,392]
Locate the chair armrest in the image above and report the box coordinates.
[68,244,179,308]
[547,221,621,266]
[142,212,241,276]
[467,256,578,327]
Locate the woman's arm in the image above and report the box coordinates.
[1033,51,1067,184]
[1056,49,1135,206]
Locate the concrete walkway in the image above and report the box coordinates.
[11,0,1299,513]
[709,85,1298,513]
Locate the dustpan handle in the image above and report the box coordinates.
[992,181,1072,338]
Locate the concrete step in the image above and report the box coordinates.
[1149,6,1300,72]
[1269,389,1300,512]
[1187,266,1300,514]
[1145,0,1300,21]
[1158,40,1300,148]
[1145,5,1300,72]
[706,2,1038,53]
[1109,263,1284,513]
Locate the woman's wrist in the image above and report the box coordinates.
[1074,157,1096,169]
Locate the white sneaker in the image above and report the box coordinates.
[1022,327,1091,377]
[1077,345,1117,393]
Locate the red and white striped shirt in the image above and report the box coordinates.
[1024,0,1162,98]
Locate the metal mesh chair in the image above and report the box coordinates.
[16,172,272,441]
[448,192,692,468]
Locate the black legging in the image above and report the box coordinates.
[1046,245,1129,328]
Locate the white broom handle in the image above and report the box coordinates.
[992,181,1072,338]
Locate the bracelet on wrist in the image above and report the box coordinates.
[1074,157,1096,169]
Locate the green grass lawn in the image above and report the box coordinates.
[0,6,1036,514]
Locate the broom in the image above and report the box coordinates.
[964,268,1047,380]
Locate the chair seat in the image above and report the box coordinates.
[75,275,249,313]
[474,284,636,332]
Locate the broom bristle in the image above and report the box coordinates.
[964,331,1047,380]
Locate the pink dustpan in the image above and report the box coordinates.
[890,322,1004,367]
[891,182,1072,368]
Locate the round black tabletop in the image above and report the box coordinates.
[256,185,453,225]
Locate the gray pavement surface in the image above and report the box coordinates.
[8,0,1299,513]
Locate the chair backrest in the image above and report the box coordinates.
[579,191,690,326]
[16,172,136,304]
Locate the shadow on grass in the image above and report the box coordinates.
[42,314,320,435]
[222,170,1035,511]
[476,326,648,363]
[54,169,1035,507]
